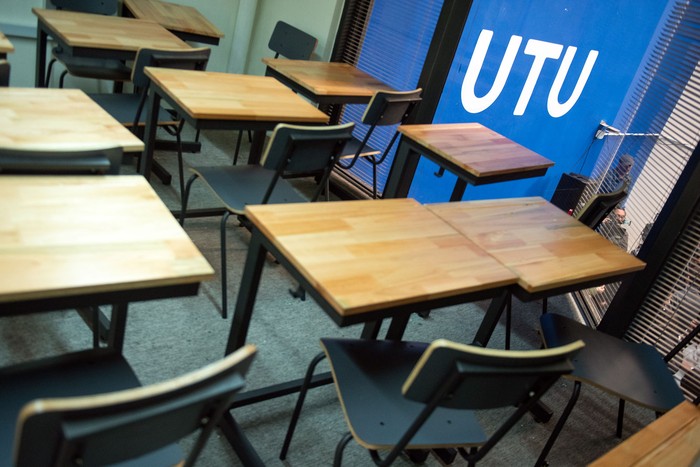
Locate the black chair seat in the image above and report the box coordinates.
[89,93,179,127]
[190,165,308,214]
[323,339,486,449]
[541,313,684,411]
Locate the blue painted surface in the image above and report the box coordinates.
[409,0,668,203]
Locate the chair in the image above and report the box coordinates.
[280,337,583,466]
[181,122,354,318]
[336,88,422,198]
[232,20,318,165]
[89,47,212,195]
[0,146,122,175]
[45,0,132,89]
[535,313,694,466]
[12,344,256,467]
[0,59,9,87]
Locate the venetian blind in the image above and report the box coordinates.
[573,1,700,399]
[332,0,444,197]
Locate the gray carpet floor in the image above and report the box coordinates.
[0,127,655,466]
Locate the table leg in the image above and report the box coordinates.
[106,302,129,353]
[471,290,510,348]
[383,144,420,199]
[450,178,468,202]
[225,232,268,355]
[139,90,162,180]
[35,21,48,87]
[247,130,267,165]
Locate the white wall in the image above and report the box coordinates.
[0,0,344,87]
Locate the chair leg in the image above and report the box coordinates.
[333,432,354,467]
[280,351,328,460]
[535,381,582,467]
[220,211,232,319]
[46,58,56,86]
[616,399,626,438]
[542,297,548,314]
[180,173,199,226]
[505,295,512,350]
[59,70,68,88]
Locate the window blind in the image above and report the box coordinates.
[572,0,700,399]
[332,0,444,197]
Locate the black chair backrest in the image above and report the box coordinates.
[14,345,256,467]
[361,88,423,127]
[0,60,9,87]
[0,146,123,175]
[576,187,629,230]
[403,339,584,410]
[131,47,212,90]
[260,122,355,202]
[268,21,317,60]
[51,0,117,15]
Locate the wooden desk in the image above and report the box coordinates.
[427,197,646,346]
[0,175,213,351]
[121,0,224,45]
[589,401,700,467]
[262,58,395,105]
[0,88,143,153]
[0,176,217,466]
[226,198,517,353]
[385,123,555,200]
[33,8,189,87]
[0,30,14,58]
[141,67,330,177]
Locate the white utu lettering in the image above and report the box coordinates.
[460,29,599,118]
[461,30,522,113]
[548,47,598,117]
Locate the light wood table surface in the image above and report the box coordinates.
[226,198,517,354]
[33,8,189,87]
[121,0,224,45]
[589,400,700,467]
[142,67,330,176]
[262,58,395,105]
[0,175,213,312]
[427,197,646,346]
[385,123,555,200]
[0,30,14,58]
[0,88,144,153]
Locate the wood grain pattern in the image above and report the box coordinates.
[122,0,223,40]
[0,31,14,54]
[245,199,517,316]
[589,401,700,467]
[0,88,144,152]
[32,8,189,52]
[262,58,395,99]
[0,176,214,303]
[427,197,645,293]
[145,67,330,123]
[398,123,554,178]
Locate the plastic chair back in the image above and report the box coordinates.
[403,339,584,410]
[0,146,123,175]
[131,47,211,90]
[14,345,256,467]
[576,187,629,230]
[268,21,317,60]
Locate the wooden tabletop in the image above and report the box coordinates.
[245,198,517,317]
[122,0,223,42]
[0,88,144,152]
[144,67,330,123]
[0,30,14,55]
[262,58,395,102]
[590,401,700,467]
[427,197,646,294]
[398,123,554,180]
[0,176,214,305]
[32,8,189,52]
